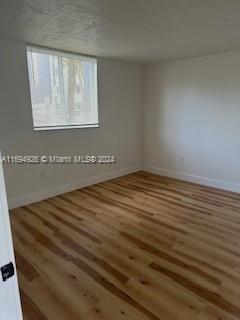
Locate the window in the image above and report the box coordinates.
[27,46,98,130]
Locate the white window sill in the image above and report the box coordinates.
[33,124,100,131]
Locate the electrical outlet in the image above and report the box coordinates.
[179,157,184,165]
[40,171,46,180]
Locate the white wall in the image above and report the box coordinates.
[2,36,240,205]
[143,51,240,192]
[0,37,143,208]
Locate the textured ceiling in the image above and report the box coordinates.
[1,0,240,62]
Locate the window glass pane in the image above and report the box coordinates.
[27,47,98,130]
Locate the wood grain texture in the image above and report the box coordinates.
[10,171,240,320]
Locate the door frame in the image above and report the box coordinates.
[0,154,23,320]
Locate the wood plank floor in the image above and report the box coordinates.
[10,171,240,320]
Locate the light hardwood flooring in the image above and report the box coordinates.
[10,171,240,320]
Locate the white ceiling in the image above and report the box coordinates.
[1,0,240,63]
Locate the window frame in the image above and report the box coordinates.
[26,45,99,131]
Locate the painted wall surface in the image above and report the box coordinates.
[143,52,240,191]
[0,37,143,207]
[2,36,240,206]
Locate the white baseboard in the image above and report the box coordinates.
[144,166,240,193]
[8,165,141,209]
[9,164,240,209]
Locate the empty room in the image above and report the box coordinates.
[1,1,240,319]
